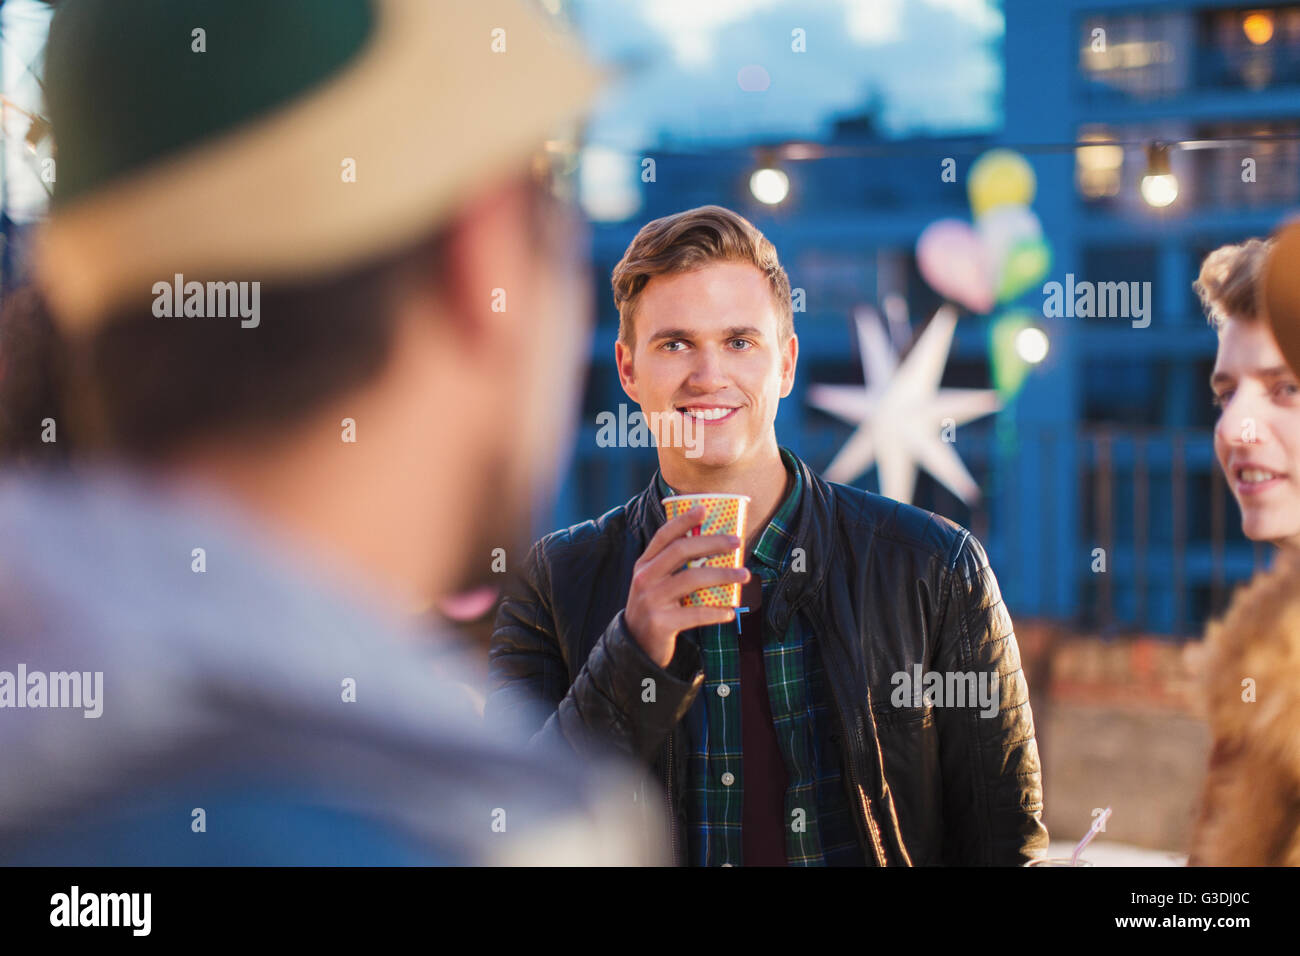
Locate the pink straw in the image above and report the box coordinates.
[1072,807,1111,866]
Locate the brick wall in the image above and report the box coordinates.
[1018,622,1210,853]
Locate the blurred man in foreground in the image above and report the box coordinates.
[0,0,665,865]
[1190,231,1300,865]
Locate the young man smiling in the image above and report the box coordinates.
[489,205,1048,866]
[1200,237,1300,553]
[1189,231,1300,866]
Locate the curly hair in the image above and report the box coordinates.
[1194,238,1274,331]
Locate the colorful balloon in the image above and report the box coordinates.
[996,237,1052,304]
[988,311,1035,400]
[968,149,1036,218]
[916,219,995,315]
[977,204,1042,286]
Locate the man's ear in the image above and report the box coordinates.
[437,179,532,350]
[615,338,640,404]
[779,333,799,399]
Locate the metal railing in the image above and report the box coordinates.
[992,424,1270,638]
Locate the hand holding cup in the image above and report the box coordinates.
[625,502,751,668]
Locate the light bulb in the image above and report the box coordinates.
[1015,326,1050,365]
[1141,143,1178,208]
[1140,173,1179,208]
[749,167,789,205]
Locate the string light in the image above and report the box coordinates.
[1139,142,1179,208]
[1243,11,1275,46]
[749,166,790,205]
[1015,326,1050,365]
[736,134,1240,209]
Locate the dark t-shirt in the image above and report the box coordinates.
[737,571,789,865]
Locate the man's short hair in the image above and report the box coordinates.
[1195,238,1275,331]
[610,205,793,347]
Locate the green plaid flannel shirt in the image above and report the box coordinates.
[659,448,862,866]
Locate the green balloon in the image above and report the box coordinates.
[989,312,1033,399]
[996,238,1052,304]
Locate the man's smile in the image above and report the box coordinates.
[676,403,740,423]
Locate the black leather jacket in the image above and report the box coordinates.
[487,452,1049,865]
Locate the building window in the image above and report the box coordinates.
[1079,244,1158,331]
[1193,120,1300,208]
[1076,126,1125,200]
[792,249,877,315]
[1198,5,1300,89]
[1079,12,1184,101]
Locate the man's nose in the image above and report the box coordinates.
[686,346,730,391]
[1220,393,1267,446]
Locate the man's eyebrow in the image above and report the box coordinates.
[646,325,766,342]
[1258,365,1296,379]
[1209,365,1296,388]
[647,327,695,343]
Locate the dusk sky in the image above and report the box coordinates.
[571,0,1005,149]
[0,0,1005,222]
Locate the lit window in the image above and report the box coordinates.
[1076,130,1124,200]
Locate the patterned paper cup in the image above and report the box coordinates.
[661,493,750,607]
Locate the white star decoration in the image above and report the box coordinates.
[807,305,1000,505]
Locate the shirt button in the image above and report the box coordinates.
[721,771,735,786]
[716,683,731,698]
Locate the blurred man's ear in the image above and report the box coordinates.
[427,177,536,351]
[615,338,641,404]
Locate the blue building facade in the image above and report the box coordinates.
[553,0,1300,638]
[1003,0,1300,634]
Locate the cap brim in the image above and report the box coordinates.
[37,0,604,332]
